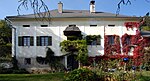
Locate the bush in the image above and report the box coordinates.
[64,68,99,81]
[0,68,13,74]
[0,68,29,74]
[12,69,29,74]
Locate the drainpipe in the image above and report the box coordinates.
[5,18,17,58]
[120,25,123,55]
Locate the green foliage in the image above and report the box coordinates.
[136,71,150,81]
[36,47,65,72]
[45,47,55,64]
[141,26,150,31]
[0,20,12,62]
[60,40,88,64]
[12,57,19,70]
[86,35,101,45]
[0,68,29,74]
[0,20,11,44]
[64,68,99,81]
[0,45,11,57]
[141,16,150,31]
[67,35,82,40]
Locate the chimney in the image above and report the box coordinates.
[58,1,63,13]
[90,0,95,13]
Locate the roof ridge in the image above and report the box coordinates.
[7,9,137,19]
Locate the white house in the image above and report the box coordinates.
[6,1,140,69]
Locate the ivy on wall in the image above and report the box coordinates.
[104,35,121,56]
[124,22,140,30]
[86,35,101,45]
[103,21,150,66]
[60,40,88,65]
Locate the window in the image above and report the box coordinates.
[24,58,31,65]
[108,25,115,27]
[108,36,114,45]
[18,36,34,46]
[90,25,97,27]
[41,25,48,27]
[37,36,52,46]
[126,37,131,45]
[23,25,30,27]
[86,35,101,45]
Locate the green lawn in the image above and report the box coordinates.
[136,71,150,81]
[0,73,65,81]
[0,71,150,81]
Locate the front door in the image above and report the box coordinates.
[67,55,78,71]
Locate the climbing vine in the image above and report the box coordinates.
[104,35,121,56]
[124,22,140,30]
[103,21,150,66]
[60,40,88,66]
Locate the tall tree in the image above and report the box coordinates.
[0,20,11,57]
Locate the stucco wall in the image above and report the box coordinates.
[11,18,138,67]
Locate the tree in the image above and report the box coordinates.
[141,13,150,31]
[0,20,11,44]
[0,20,12,61]
[18,0,50,20]
[117,0,150,15]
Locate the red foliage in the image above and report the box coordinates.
[104,35,121,56]
[124,22,140,30]
[103,30,150,66]
[121,33,132,54]
[89,21,150,66]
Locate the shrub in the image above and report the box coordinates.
[0,68,13,74]
[0,68,29,74]
[64,68,99,81]
[12,69,29,74]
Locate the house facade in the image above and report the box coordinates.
[6,1,141,69]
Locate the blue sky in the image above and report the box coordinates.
[0,0,150,19]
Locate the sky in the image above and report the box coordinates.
[0,0,150,19]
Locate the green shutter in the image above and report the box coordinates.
[48,36,52,46]
[18,36,23,46]
[37,36,40,46]
[30,36,34,46]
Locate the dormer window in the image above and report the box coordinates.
[23,25,30,27]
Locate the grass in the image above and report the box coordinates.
[136,71,150,81]
[0,71,150,81]
[0,73,65,81]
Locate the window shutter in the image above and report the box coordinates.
[48,36,52,46]
[18,37,23,46]
[30,36,34,46]
[37,36,40,46]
